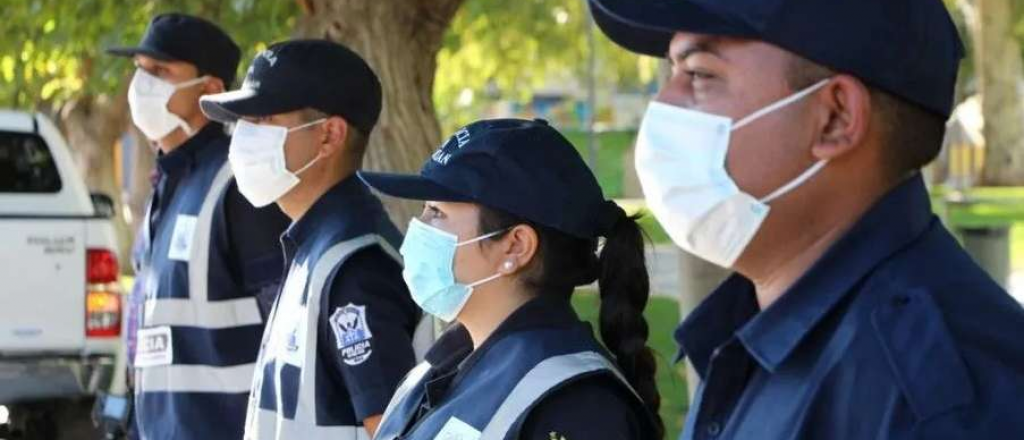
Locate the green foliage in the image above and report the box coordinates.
[434,0,660,132]
[0,0,298,110]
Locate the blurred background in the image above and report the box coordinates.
[2,0,1024,438]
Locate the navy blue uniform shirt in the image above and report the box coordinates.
[413,297,648,440]
[145,123,289,302]
[279,176,419,423]
[676,174,1024,440]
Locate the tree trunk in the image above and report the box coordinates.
[59,92,133,267]
[294,0,465,225]
[973,0,1024,185]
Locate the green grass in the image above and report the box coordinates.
[562,130,637,199]
[572,291,687,440]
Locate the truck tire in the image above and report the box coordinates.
[6,399,100,440]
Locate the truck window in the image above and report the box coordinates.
[0,132,62,193]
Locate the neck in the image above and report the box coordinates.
[740,223,848,309]
[157,117,210,154]
[458,283,533,349]
[734,175,886,309]
[276,159,357,222]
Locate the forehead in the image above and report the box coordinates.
[133,55,196,72]
[668,33,793,70]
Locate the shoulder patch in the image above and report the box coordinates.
[871,288,974,420]
[330,304,373,366]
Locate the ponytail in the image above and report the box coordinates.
[477,207,664,438]
[598,214,664,439]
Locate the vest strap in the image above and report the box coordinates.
[142,164,261,329]
[246,235,389,440]
[480,351,639,439]
[137,362,255,393]
[375,362,433,440]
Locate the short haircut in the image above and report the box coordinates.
[302,108,370,162]
[786,55,947,180]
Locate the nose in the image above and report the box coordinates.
[653,70,694,108]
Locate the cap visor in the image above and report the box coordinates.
[590,0,756,57]
[105,46,176,61]
[358,172,473,203]
[199,89,283,124]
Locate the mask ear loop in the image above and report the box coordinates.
[732,78,832,131]
[760,159,829,204]
[287,118,330,176]
[172,76,212,137]
[746,79,834,204]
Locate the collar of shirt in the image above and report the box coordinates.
[676,173,935,376]
[419,295,583,407]
[281,175,377,250]
[155,122,226,177]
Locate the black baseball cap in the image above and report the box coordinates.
[199,39,382,134]
[589,0,965,117]
[107,13,241,86]
[358,119,625,239]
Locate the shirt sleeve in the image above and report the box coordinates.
[517,375,646,440]
[221,181,291,316]
[318,246,420,421]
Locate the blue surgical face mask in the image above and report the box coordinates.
[400,218,507,322]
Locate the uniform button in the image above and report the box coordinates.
[706,421,722,437]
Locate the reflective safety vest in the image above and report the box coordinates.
[135,160,264,440]
[374,324,654,440]
[245,235,434,440]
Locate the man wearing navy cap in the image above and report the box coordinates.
[107,13,290,440]
[200,39,423,440]
[590,0,1024,438]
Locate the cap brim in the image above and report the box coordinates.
[200,89,295,124]
[357,171,474,203]
[105,46,177,61]
[589,0,757,58]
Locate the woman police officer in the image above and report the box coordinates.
[359,118,664,440]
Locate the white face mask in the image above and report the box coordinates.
[127,68,208,141]
[228,118,326,208]
[635,79,831,268]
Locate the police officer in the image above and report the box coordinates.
[590,0,1024,438]
[107,13,290,440]
[199,39,423,440]
[358,119,662,440]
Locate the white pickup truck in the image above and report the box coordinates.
[0,110,126,439]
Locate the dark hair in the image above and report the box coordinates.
[786,55,946,180]
[478,206,665,439]
[302,108,370,161]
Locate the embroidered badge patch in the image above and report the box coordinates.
[330,304,373,366]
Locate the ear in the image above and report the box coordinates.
[203,77,226,95]
[497,224,539,276]
[317,116,349,158]
[810,75,871,161]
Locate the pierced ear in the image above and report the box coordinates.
[811,75,871,161]
[504,225,538,272]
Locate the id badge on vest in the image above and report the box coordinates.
[168,214,197,261]
[135,326,173,367]
[268,263,310,367]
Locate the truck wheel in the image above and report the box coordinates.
[51,399,100,440]
[7,399,100,440]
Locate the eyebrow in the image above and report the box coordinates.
[668,38,724,64]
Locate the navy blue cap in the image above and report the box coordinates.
[358,119,625,239]
[589,0,965,117]
[199,39,382,133]
[107,13,241,86]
